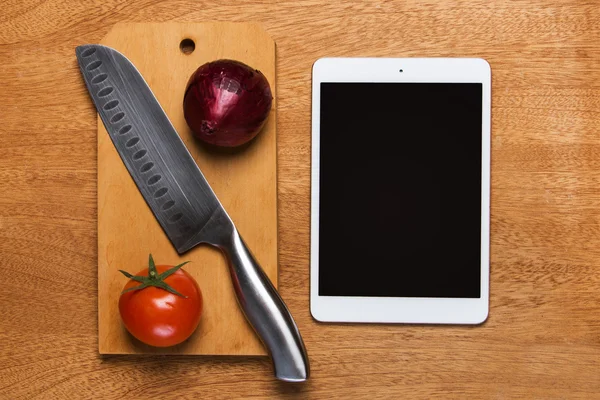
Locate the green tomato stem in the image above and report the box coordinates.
[118,254,189,298]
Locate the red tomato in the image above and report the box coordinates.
[119,264,203,347]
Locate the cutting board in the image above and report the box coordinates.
[97,22,276,355]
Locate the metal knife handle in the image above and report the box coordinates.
[219,229,309,382]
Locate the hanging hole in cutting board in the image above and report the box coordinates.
[180,38,195,55]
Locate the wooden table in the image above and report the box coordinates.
[1,1,599,398]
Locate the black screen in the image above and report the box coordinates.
[318,83,482,298]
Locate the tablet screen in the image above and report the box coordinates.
[319,82,483,298]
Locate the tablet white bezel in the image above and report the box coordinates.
[310,58,491,324]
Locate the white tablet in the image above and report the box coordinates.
[310,58,491,324]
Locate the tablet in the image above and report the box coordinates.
[310,58,491,324]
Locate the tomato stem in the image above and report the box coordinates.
[148,254,159,279]
[119,254,190,298]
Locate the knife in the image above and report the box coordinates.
[75,44,309,382]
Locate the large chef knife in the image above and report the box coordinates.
[76,44,308,382]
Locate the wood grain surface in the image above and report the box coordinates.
[97,22,276,356]
[1,1,599,398]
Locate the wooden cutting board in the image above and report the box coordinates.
[97,22,276,355]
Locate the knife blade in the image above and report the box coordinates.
[76,44,309,382]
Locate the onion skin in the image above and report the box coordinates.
[183,60,273,147]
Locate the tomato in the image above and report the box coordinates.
[118,256,203,347]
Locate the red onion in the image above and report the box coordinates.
[183,60,273,147]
